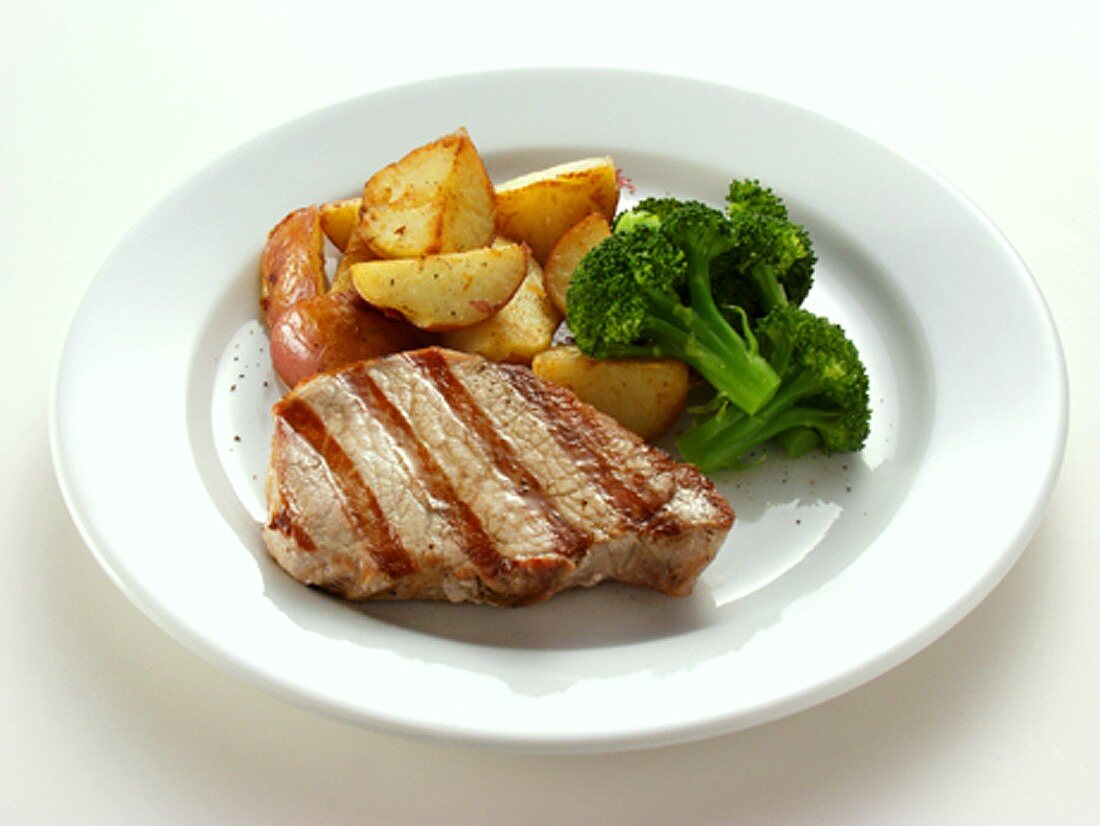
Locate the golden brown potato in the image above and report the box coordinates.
[259,206,327,327]
[440,253,561,363]
[330,226,376,293]
[358,128,495,259]
[269,291,430,388]
[350,240,527,331]
[531,346,690,441]
[542,212,612,316]
[494,156,619,264]
[318,197,361,252]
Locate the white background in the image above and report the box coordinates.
[4,1,1098,823]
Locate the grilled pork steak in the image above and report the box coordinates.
[262,347,733,606]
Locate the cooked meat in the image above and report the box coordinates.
[261,346,733,606]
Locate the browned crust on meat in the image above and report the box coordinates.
[499,362,684,532]
[274,396,416,579]
[337,363,509,578]
[405,347,592,559]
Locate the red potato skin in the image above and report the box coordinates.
[259,206,327,328]
[269,291,432,388]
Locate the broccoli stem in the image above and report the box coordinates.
[746,263,789,313]
[640,286,780,416]
[775,427,822,458]
[678,370,836,471]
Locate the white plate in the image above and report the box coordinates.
[50,69,1067,753]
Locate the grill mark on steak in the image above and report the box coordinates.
[500,365,674,528]
[275,396,416,579]
[337,363,512,580]
[407,348,592,559]
[268,489,318,553]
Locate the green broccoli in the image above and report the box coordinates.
[566,203,782,416]
[712,179,816,320]
[726,177,791,221]
[676,305,871,472]
[612,196,683,232]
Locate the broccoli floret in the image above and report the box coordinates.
[712,179,816,319]
[677,305,870,472]
[612,196,682,232]
[566,206,782,416]
[726,178,790,221]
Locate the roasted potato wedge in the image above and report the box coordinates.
[259,206,327,327]
[494,156,619,264]
[318,197,361,252]
[350,240,527,331]
[330,227,376,293]
[542,212,612,316]
[358,128,495,259]
[269,291,429,388]
[531,346,690,441]
[440,254,561,363]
